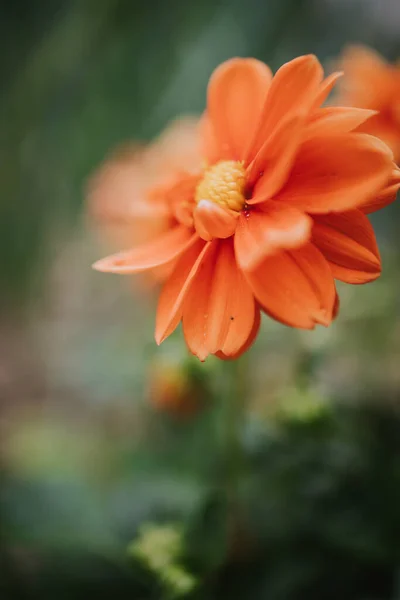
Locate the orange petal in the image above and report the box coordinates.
[306,107,377,138]
[215,307,261,360]
[92,226,197,274]
[199,112,230,165]
[332,292,340,320]
[182,239,255,361]
[361,167,400,214]
[207,58,272,162]
[312,210,381,284]
[245,55,323,163]
[343,45,388,71]
[246,115,305,201]
[288,243,337,326]
[235,203,312,271]
[277,133,393,214]
[245,243,336,329]
[155,239,209,344]
[359,114,400,164]
[166,173,200,226]
[193,200,239,241]
[311,71,343,110]
[337,45,392,109]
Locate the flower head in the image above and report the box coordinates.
[336,45,400,162]
[93,55,399,361]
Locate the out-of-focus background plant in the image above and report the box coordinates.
[1,1,400,599]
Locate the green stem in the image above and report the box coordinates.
[223,354,250,560]
[225,356,249,535]
[226,355,248,488]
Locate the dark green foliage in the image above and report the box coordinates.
[3,402,400,599]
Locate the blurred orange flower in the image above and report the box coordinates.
[148,357,203,417]
[87,117,201,283]
[94,55,399,360]
[336,46,400,163]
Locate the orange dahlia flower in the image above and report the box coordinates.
[93,55,399,361]
[336,45,400,163]
[87,117,201,282]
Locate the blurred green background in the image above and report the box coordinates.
[1,1,400,598]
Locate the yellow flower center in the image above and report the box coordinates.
[195,160,246,212]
